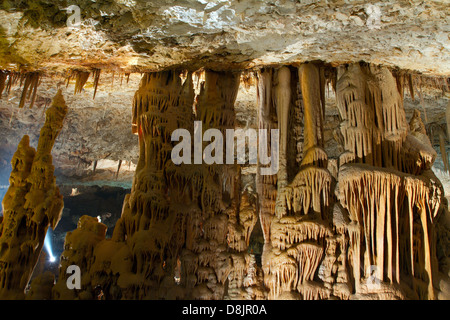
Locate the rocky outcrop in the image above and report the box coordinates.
[0,89,67,299]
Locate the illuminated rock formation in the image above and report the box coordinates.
[263,63,334,300]
[225,190,264,299]
[254,62,449,300]
[53,215,107,300]
[335,63,446,300]
[181,70,240,300]
[0,90,67,299]
[52,69,248,300]
[16,63,447,301]
[256,69,278,243]
[26,271,55,300]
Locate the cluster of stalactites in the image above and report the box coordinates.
[335,63,437,176]
[338,163,442,299]
[333,64,447,299]
[336,64,410,170]
[0,70,40,108]
[225,191,265,299]
[0,90,67,299]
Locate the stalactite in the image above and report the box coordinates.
[275,66,291,189]
[4,71,20,97]
[446,102,450,141]
[70,70,90,94]
[299,63,325,152]
[0,90,67,299]
[256,69,278,242]
[92,69,101,99]
[417,77,428,124]
[18,72,40,109]
[116,160,122,179]
[439,132,449,173]
[408,74,415,101]
[338,162,443,299]
[0,70,7,98]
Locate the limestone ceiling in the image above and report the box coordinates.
[0,0,449,75]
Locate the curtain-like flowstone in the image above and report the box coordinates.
[335,63,445,300]
[0,90,67,299]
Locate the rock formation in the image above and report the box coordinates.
[0,62,446,301]
[0,89,67,299]
[335,63,445,299]
[51,69,269,300]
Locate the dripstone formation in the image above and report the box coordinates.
[2,62,449,300]
[0,90,67,299]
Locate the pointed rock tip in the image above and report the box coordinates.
[52,89,66,105]
[19,134,30,146]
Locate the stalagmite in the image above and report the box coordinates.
[26,271,55,300]
[0,90,67,299]
[53,215,107,300]
[51,69,245,300]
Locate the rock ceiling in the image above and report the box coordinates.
[0,0,449,75]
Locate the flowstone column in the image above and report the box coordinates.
[111,70,196,299]
[335,63,444,300]
[258,63,334,300]
[0,90,67,299]
[181,70,241,300]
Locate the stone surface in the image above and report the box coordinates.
[0,1,449,75]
